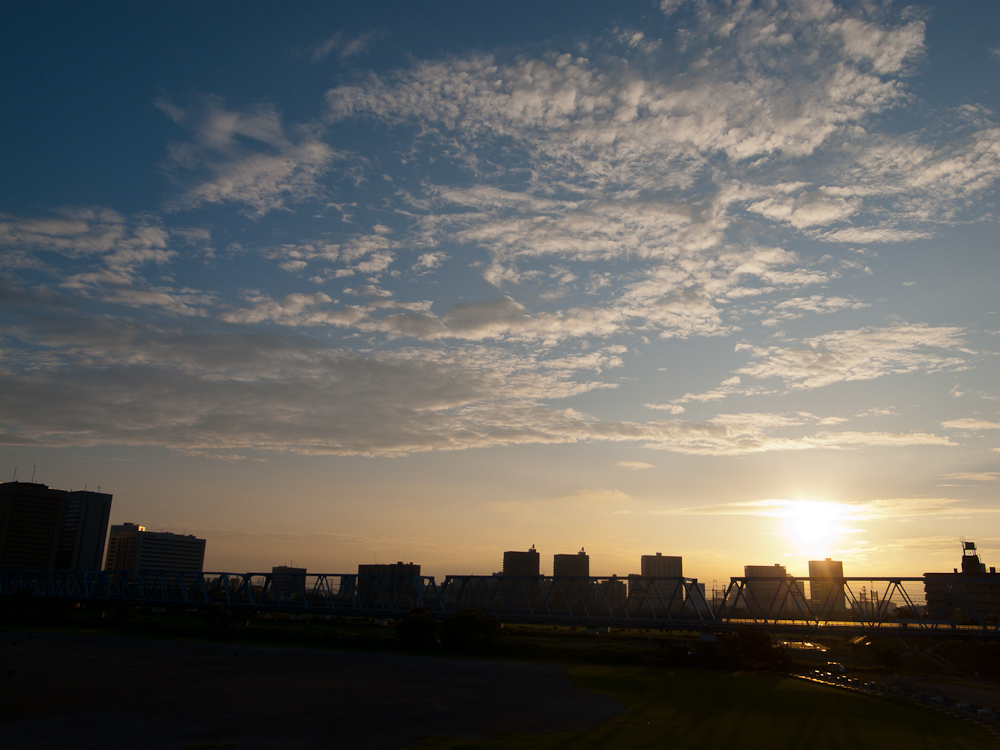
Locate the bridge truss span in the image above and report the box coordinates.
[2,570,998,639]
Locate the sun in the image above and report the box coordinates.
[784,500,844,552]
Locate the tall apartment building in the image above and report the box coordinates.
[104,523,206,573]
[502,546,540,576]
[553,548,590,577]
[357,561,421,577]
[57,490,113,570]
[628,553,685,617]
[808,558,847,618]
[925,542,1000,623]
[743,564,808,619]
[0,481,68,569]
[271,565,308,603]
[357,561,422,609]
[641,552,683,577]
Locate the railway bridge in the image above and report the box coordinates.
[2,569,997,639]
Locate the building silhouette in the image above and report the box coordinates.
[104,523,206,573]
[628,553,685,617]
[553,548,589,577]
[502,546,540,576]
[742,564,808,619]
[0,481,68,569]
[500,547,541,612]
[551,549,590,614]
[271,565,307,603]
[57,490,113,570]
[641,552,683,577]
[808,558,847,618]
[357,562,422,609]
[925,542,1000,623]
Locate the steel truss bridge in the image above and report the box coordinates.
[2,569,998,639]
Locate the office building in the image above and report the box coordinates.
[925,542,1000,623]
[808,558,847,618]
[357,561,421,577]
[628,552,685,617]
[502,546,540,576]
[357,562,422,609]
[641,552,683,577]
[104,523,206,573]
[271,565,308,603]
[553,548,590,577]
[742,564,808,619]
[0,481,68,569]
[550,548,590,615]
[57,490,113,570]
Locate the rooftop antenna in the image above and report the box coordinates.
[11,467,16,481]
[31,465,36,483]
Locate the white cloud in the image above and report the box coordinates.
[616,460,654,470]
[945,472,999,482]
[310,31,384,63]
[941,418,1000,431]
[736,323,969,390]
[157,97,339,217]
[662,496,992,520]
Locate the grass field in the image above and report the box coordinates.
[415,665,997,749]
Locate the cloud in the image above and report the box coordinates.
[157,97,339,217]
[0,208,179,285]
[0,303,961,458]
[220,292,368,327]
[758,295,869,327]
[941,418,1000,430]
[616,460,654,470]
[663,496,993,520]
[310,31,384,63]
[945,472,999,482]
[736,323,969,390]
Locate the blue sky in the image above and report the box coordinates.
[1,0,998,579]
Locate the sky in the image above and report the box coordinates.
[1,0,998,583]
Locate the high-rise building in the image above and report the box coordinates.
[0,482,68,569]
[357,561,421,577]
[104,523,206,573]
[271,565,308,603]
[502,546,540,576]
[743,564,808,619]
[357,562,422,609]
[629,553,685,617]
[553,548,589,577]
[925,542,1000,623]
[808,558,847,618]
[57,490,112,570]
[641,552,682,577]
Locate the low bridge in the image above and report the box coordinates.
[2,569,997,640]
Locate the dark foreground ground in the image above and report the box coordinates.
[2,630,997,750]
[0,632,623,749]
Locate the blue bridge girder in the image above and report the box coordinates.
[2,570,998,640]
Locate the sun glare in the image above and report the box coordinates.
[783,500,846,552]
